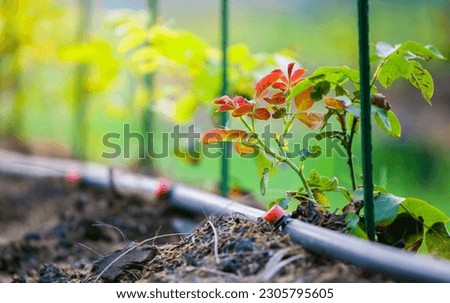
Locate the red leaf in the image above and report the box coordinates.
[234,141,254,155]
[263,92,286,105]
[213,95,232,105]
[232,96,247,107]
[200,128,228,144]
[200,129,247,144]
[216,104,234,112]
[272,82,288,91]
[227,129,247,141]
[251,108,271,120]
[287,62,296,80]
[262,204,285,224]
[232,103,253,117]
[290,68,307,86]
[254,69,283,98]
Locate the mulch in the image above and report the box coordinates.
[0,175,393,283]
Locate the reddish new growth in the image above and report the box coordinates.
[155,177,172,198]
[214,95,270,120]
[200,62,325,156]
[255,61,306,102]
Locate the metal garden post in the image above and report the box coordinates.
[73,0,92,160]
[219,0,230,197]
[357,0,376,240]
[140,0,158,171]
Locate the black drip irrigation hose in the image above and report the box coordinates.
[1,150,450,282]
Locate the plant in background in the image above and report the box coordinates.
[201,41,449,259]
[0,0,65,136]
[105,10,297,165]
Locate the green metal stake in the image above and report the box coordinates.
[219,0,230,197]
[140,0,158,171]
[357,0,375,241]
[73,0,92,160]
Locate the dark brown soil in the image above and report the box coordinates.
[0,175,393,283]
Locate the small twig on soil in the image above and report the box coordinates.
[256,248,304,282]
[207,220,221,265]
[94,232,191,283]
[92,222,128,243]
[78,243,103,257]
[184,266,240,282]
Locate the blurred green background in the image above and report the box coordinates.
[1,0,449,214]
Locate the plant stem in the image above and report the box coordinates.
[140,0,158,171]
[73,0,92,160]
[299,160,315,200]
[240,117,316,202]
[370,58,386,88]
[346,117,358,190]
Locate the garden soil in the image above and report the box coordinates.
[0,175,394,283]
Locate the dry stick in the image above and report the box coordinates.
[260,254,304,281]
[94,232,191,282]
[184,266,240,281]
[207,220,221,265]
[256,248,304,281]
[77,243,103,258]
[92,222,128,243]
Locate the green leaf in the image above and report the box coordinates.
[399,41,444,61]
[255,153,276,176]
[345,213,368,239]
[321,177,338,191]
[307,170,338,191]
[374,193,404,226]
[374,110,402,137]
[399,198,449,227]
[408,61,434,105]
[278,195,292,210]
[378,53,410,88]
[310,81,331,101]
[307,169,321,185]
[299,145,322,161]
[337,186,353,202]
[425,222,450,259]
[272,107,287,119]
[335,85,347,96]
[378,212,424,251]
[308,66,360,84]
[374,108,391,132]
[313,189,329,207]
[260,168,270,196]
[425,45,446,60]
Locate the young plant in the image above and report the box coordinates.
[200,41,450,259]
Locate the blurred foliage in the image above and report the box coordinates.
[0,0,68,134]
[104,10,298,124]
